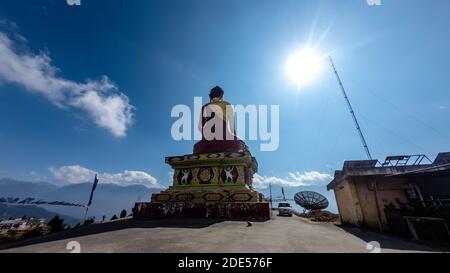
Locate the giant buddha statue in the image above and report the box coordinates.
[193,86,248,154]
[133,85,269,221]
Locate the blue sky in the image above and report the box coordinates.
[1,0,450,212]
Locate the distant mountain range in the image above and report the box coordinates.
[0,203,81,226]
[0,178,160,224]
[0,178,337,225]
[0,179,58,198]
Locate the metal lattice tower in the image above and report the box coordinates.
[329,56,373,160]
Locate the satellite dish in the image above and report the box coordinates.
[294,191,329,211]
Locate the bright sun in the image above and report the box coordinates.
[285,47,323,88]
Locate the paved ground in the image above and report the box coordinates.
[0,214,444,253]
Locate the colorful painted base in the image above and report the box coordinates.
[133,151,270,220]
[133,202,271,221]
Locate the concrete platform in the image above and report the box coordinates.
[0,215,444,253]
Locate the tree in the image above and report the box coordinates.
[83,218,95,226]
[48,215,65,233]
[7,229,18,240]
[120,209,127,219]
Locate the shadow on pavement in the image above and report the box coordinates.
[0,218,224,251]
[336,224,448,252]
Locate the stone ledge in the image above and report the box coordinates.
[165,151,258,172]
[151,188,262,203]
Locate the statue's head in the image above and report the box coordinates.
[209,86,224,101]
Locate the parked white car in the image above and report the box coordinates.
[278,202,293,217]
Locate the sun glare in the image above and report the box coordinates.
[285,47,323,88]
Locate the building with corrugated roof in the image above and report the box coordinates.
[327,152,450,242]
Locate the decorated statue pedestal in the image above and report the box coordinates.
[134,86,270,221]
[133,151,270,221]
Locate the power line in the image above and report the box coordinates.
[348,78,450,143]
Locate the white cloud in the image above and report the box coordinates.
[253,171,333,189]
[49,165,163,189]
[0,30,134,137]
[167,171,174,184]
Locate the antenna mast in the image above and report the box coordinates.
[328,56,373,160]
[269,183,273,208]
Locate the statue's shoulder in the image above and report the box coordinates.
[207,100,231,107]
